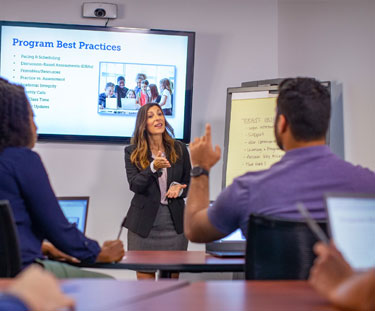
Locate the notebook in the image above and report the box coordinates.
[58,197,89,234]
[325,192,375,270]
[121,98,138,110]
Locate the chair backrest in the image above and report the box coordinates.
[245,213,327,280]
[0,200,22,277]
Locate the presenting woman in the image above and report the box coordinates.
[124,103,191,280]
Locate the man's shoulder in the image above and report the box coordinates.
[321,152,375,178]
[340,160,375,185]
[234,168,274,184]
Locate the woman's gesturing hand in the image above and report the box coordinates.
[166,183,187,198]
[153,151,171,170]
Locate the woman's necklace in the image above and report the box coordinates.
[151,146,165,156]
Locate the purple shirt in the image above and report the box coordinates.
[208,145,375,237]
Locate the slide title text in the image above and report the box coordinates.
[12,38,122,51]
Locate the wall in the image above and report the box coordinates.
[278,0,375,170]
[2,0,374,280]
[0,0,278,254]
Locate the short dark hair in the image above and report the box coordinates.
[117,76,125,83]
[277,77,331,141]
[136,73,147,81]
[105,82,115,89]
[0,77,33,152]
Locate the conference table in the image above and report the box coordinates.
[0,278,189,311]
[0,279,335,310]
[78,250,245,278]
[113,281,336,311]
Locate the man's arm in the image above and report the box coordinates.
[185,124,226,243]
[5,265,75,311]
[330,269,375,311]
[309,242,375,311]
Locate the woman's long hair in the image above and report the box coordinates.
[0,78,33,152]
[149,84,159,101]
[160,78,172,95]
[130,103,179,169]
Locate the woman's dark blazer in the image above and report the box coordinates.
[123,141,191,238]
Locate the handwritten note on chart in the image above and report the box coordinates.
[225,95,285,186]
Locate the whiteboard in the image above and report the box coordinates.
[223,87,284,187]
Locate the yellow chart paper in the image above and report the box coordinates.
[225,96,285,186]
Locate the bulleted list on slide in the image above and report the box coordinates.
[11,53,94,111]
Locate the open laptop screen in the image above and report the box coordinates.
[58,197,89,234]
[205,201,246,257]
[325,193,375,270]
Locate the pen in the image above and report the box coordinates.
[296,202,329,244]
[116,226,123,240]
[117,217,126,240]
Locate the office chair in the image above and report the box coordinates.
[0,200,22,277]
[245,213,327,280]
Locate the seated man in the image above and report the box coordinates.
[185,77,375,242]
[0,77,124,278]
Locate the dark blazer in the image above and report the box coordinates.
[123,141,191,238]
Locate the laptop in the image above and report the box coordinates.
[121,98,138,110]
[206,229,246,257]
[105,97,117,109]
[205,202,246,257]
[58,197,89,234]
[325,192,375,270]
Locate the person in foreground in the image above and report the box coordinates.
[309,242,375,311]
[0,265,74,311]
[184,77,375,242]
[0,78,124,278]
[123,103,191,279]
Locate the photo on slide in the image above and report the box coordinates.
[98,62,176,116]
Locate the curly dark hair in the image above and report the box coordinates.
[0,77,33,152]
[277,77,331,141]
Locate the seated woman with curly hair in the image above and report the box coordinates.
[0,78,124,278]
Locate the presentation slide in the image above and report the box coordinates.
[225,91,284,186]
[0,24,190,139]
